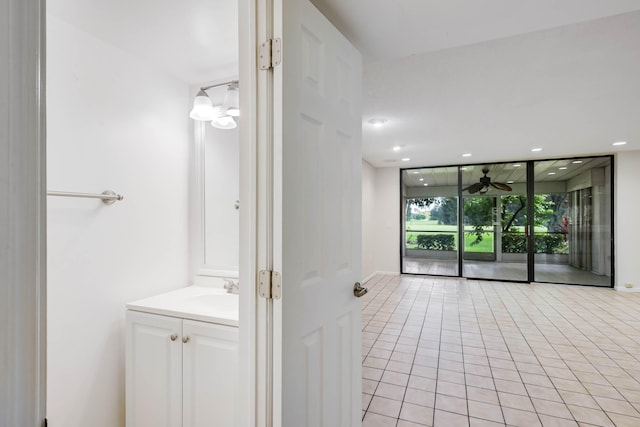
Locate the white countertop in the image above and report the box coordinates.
[126,286,239,327]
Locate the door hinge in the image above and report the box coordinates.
[258,270,282,300]
[258,38,282,70]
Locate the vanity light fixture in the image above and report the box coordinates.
[190,80,240,130]
[392,146,401,151]
[401,158,411,162]
[531,148,543,152]
[222,81,240,117]
[462,153,472,158]
[612,141,627,146]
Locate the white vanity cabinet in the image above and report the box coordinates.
[126,310,238,427]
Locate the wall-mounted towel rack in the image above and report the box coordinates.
[47,190,124,205]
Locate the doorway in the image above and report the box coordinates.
[400,156,614,287]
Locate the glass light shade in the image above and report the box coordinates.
[222,86,240,117]
[211,115,237,130]
[189,90,216,121]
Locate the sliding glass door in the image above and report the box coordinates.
[461,163,528,281]
[401,167,459,276]
[401,156,614,287]
[532,157,612,286]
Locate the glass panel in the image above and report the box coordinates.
[533,157,612,286]
[401,167,459,276]
[461,163,528,281]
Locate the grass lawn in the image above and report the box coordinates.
[405,218,553,254]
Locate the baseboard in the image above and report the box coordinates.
[615,286,640,292]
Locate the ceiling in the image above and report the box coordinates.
[47,0,239,84]
[48,1,640,168]
[311,0,640,62]
[312,0,640,168]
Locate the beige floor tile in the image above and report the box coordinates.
[362,411,399,427]
[404,387,436,408]
[408,375,437,392]
[606,412,640,427]
[469,417,505,426]
[592,395,640,417]
[381,370,410,387]
[437,380,467,399]
[369,395,402,418]
[502,407,542,426]
[494,379,527,396]
[434,409,470,427]
[435,393,468,415]
[537,414,579,426]
[557,390,600,409]
[566,405,614,427]
[525,384,562,402]
[468,400,504,423]
[467,387,499,405]
[530,398,573,419]
[400,402,435,425]
[466,373,497,390]
[498,392,535,412]
[375,382,406,401]
[397,420,429,427]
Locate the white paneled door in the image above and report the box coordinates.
[270,0,363,425]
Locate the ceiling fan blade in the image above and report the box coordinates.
[491,182,512,191]
[466,183,485,194]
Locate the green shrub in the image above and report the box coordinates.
[413,213,426,220]
[502,233,527,253]
[416,234,455,251]
[501,232,567,254]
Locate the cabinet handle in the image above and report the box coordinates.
[182,336,190,344]
[170,334,178,341]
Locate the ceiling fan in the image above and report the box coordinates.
[462,166,512,194]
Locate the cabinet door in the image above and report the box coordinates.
[126,311,182,427]
[182,320,239,427]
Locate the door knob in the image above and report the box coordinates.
[182,336,190,344]
[170,334,178,342]
[353,282,368,298]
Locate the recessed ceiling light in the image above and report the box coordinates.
[401,158,410,162]
[392,146,401,151]
[531,148,543,152]
[512,164,521,167]
[612,141,627,146]
[462,153,472,157]
[368,118,387,127]
[423,183,428,186]
[572,160,583,164]
[548,172,556,175]
[559,167,567,170]
[419,178,424,181]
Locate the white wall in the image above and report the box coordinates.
[373,167,401,274]
[361,160,376,280]
[615,150,640,290]
[47,15,190,427]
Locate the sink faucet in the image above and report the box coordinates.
[223,279,239,294]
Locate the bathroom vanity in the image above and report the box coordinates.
[125,286,238,427]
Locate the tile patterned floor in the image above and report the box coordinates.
[361,274,640,426]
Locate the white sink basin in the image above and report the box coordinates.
[126,286,239,326]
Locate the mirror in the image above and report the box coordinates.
[192,90,239,280]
